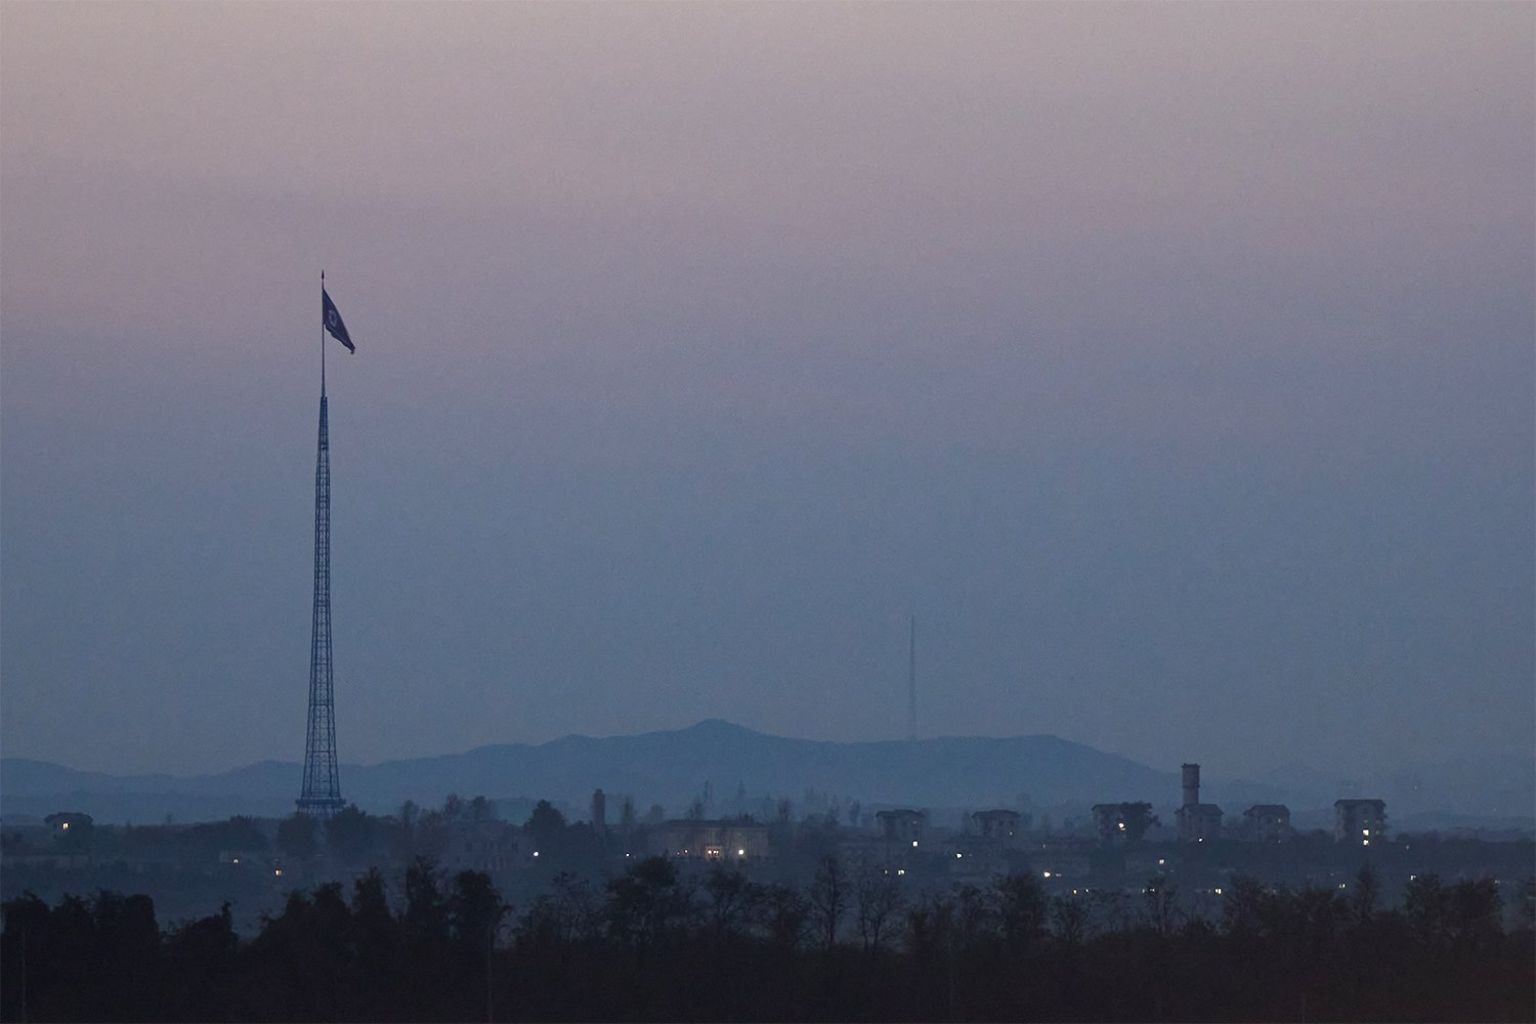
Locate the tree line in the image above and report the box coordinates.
[1,857,1531,1022]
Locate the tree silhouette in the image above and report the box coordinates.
[854,861,903,952]
[325,804,379,866]
[807,856,848,950]
[275,812,319,863]
[1,855,1531,1022]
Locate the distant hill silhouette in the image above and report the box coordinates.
[1,720,1177,822]
[7,721,1528,828]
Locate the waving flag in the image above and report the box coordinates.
[322,288,356,353]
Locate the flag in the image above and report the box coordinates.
[322,288,356,353]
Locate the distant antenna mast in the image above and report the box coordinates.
[298,270,344,819]
[907,614,917,741]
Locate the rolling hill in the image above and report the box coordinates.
[1,720,1179,822]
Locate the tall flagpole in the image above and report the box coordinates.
[299,268,342,817]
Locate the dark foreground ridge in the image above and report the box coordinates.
[2,857,1531,1023]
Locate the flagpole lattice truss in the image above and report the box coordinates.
[299,278,345,817]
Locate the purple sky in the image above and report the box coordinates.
[2,3,1531,781]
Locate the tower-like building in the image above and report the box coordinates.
[1176,763,1222,843]
[297,373,344,815]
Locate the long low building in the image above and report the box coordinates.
[646,819,771,861]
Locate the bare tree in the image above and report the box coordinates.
[854,862,904,952]
[1142,877,1182,937]
[1350,862,1380,927]
[951,883,997,948]
[1050,895,1087,947]
[996,873,1047,952]
[808,856,848,950]
[553,872,602,942]
[757,882,810,949]
[1089,889,1132,935]
[704,865,761,938]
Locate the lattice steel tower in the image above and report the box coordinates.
[297,351,344,815]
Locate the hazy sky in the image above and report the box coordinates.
[2,3,1531,781]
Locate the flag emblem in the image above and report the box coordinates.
[322,288,356,353]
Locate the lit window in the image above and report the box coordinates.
[955,852,963,859]
[1042,870,1052,879]
[737,848,745,856]
[532,851,540,858]
[912,840,918,847]
[61,822,70,831]
[274,868,284,877]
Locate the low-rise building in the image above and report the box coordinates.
[1241,804,1292,842]
[875,809,928,847]
[43,811,95,853]
[1177,803,1223,843]
[1334,799,1386,845]
[647,819,770,861]
[44,811,93,838]
[945,835,1011,879]
[441,820,521,873]
[971,809,1025,843]
[1092,802,1158,844]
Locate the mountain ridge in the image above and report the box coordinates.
[2,720,1177,822]
[4,720,1528,828]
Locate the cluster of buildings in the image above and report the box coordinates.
[1090,763,1386,848]
[628,762,1393,892]
[1,765,1394,885]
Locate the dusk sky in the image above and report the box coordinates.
[2,3,1531,782]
